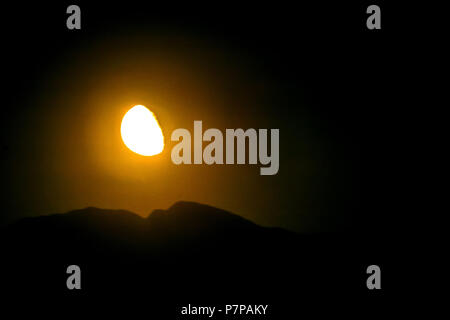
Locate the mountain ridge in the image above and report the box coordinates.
[5,201,276,234]
[0,200,386,311]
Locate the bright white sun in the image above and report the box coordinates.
[121,105,164,156]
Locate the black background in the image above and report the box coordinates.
[1,1,398,231]
[0,1,421,318]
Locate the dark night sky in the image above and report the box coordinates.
[0,2,396,232]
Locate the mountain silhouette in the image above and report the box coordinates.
[1,201,387,318]
[3,201,292,253]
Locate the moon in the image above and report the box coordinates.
[121,105,164,156]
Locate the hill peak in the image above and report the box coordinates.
[148,201,259,231]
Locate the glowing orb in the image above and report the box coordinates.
[121,105,164,156]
